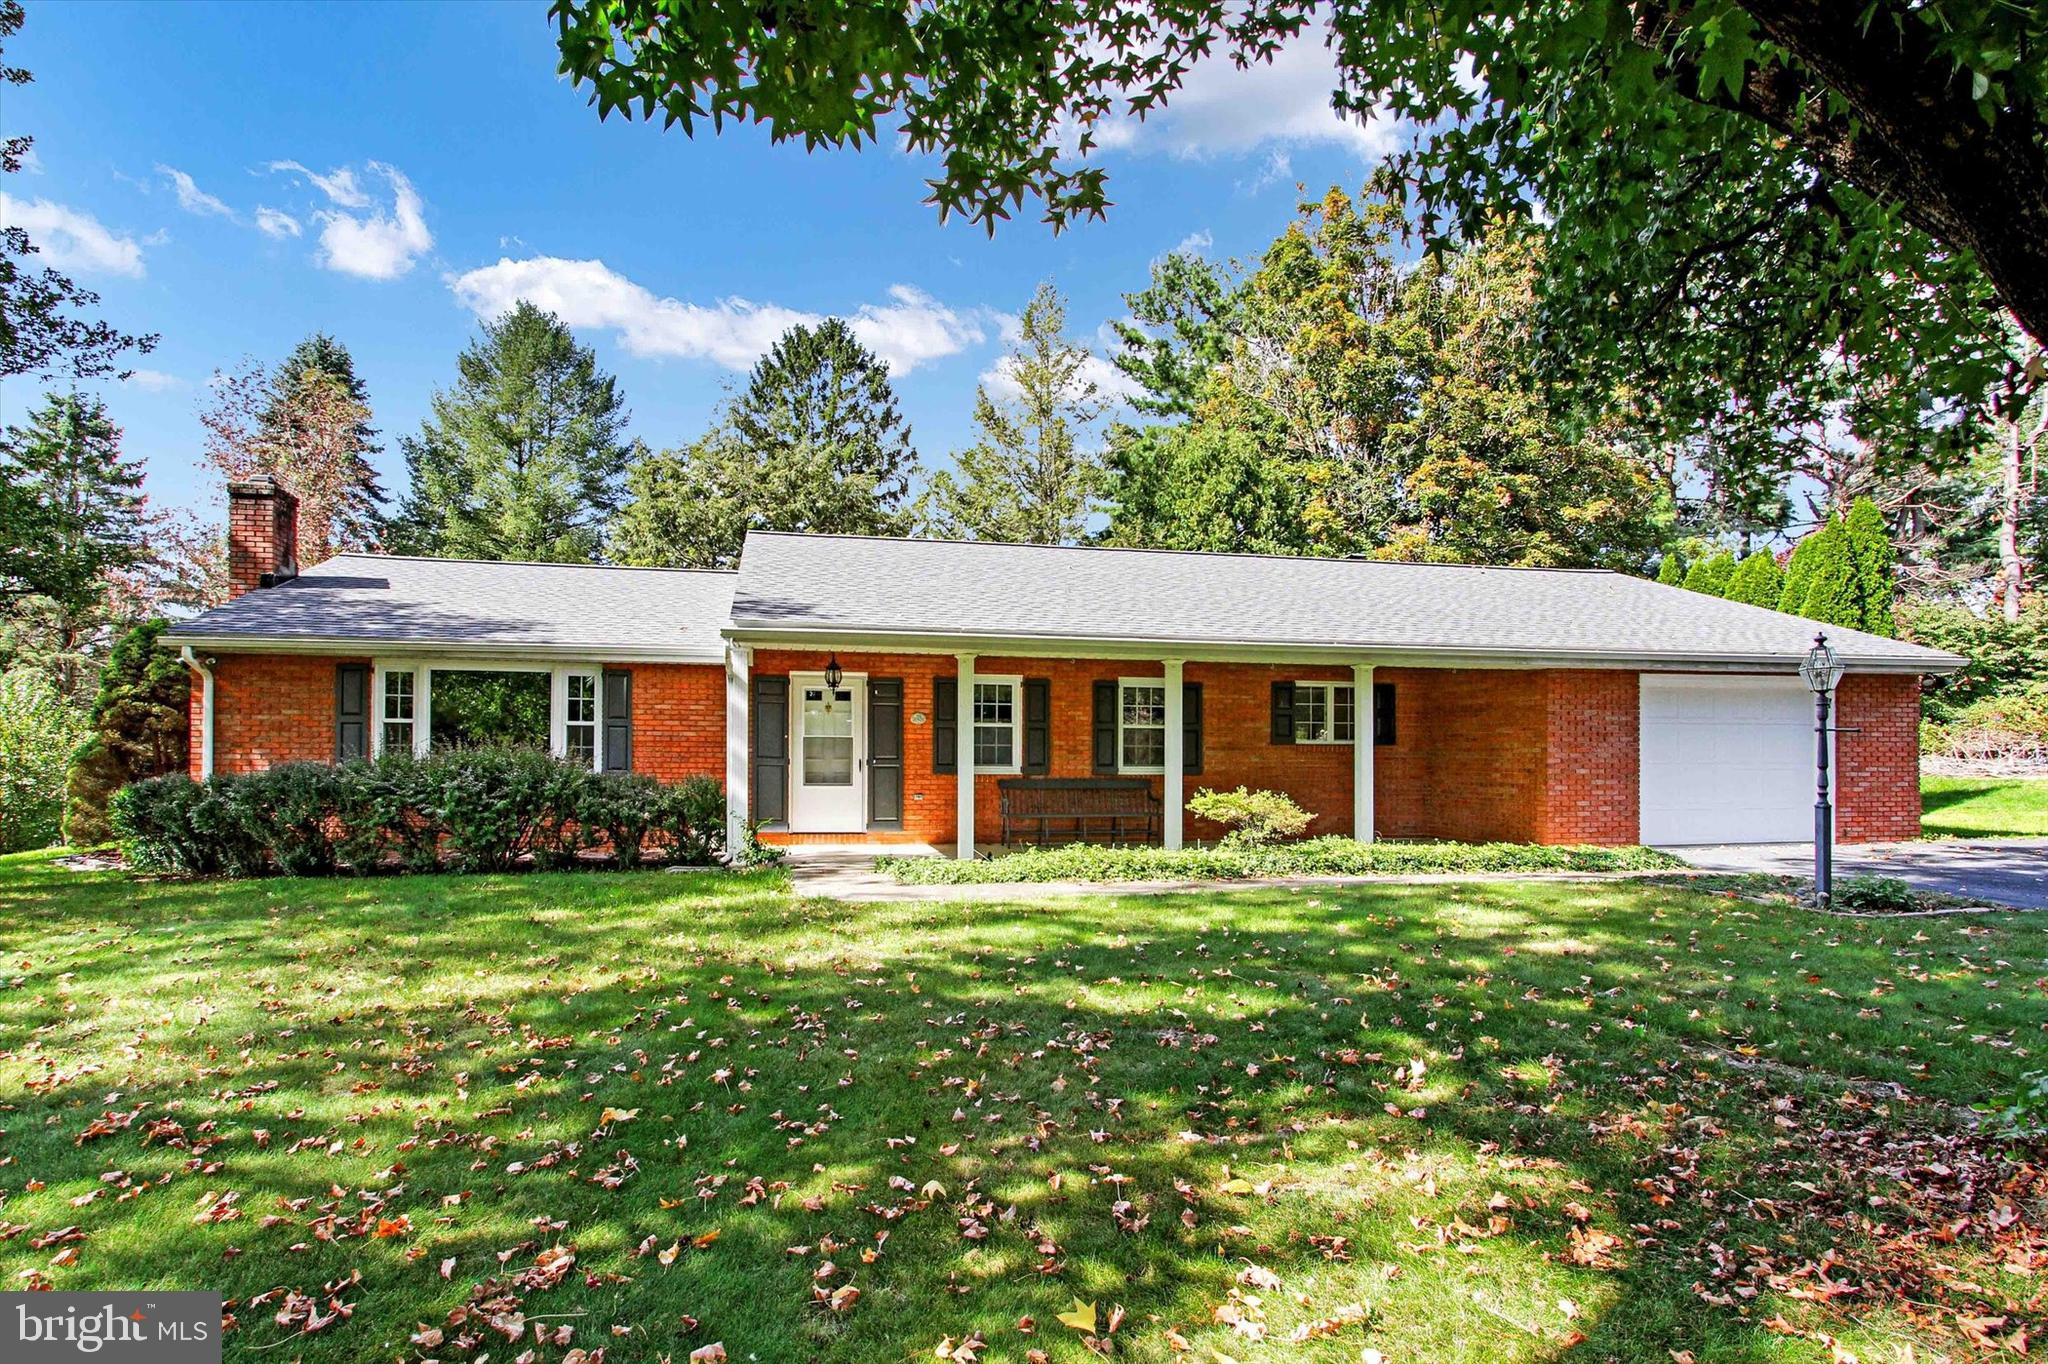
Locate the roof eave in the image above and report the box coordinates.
[723,622,1963,674]
[158,632,726,665]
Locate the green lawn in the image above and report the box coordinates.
[1923,774,2048,837]
[1,851,2041,1363]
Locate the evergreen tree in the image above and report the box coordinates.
[392,303,631,562]
[1681,550,1737,597]
[0,393,146,696]
[1724,549,1785,609]
[611,320,919,568]
[1778,531,1820,613]
[267,334,385,551]
[1100,412,1309,555]
[921,283,1105,544]
[1793,517,1867,630]
[62,618,187,845]
[1655,552,1686,586]
[1843,496,1897,636]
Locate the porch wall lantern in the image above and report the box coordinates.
[1797,632,1848,908]
[823,655,844,690]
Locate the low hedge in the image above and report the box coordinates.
[877,837,1685,885]
[110,749,730,877]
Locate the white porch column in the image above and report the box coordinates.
[724,643,751,858]
[1352,662,1375,844]
[955,654,977,858]
[1163,659,1185,850]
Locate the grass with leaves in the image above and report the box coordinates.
[0,849,2041,1362]
[1923,774,2048,838]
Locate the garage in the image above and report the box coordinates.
[1639,674,1823,846]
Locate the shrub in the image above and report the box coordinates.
[108,748,733,878]
[1991,1070,2048,1140]
[1186,786,1314,846]
[662,774,728,865]
[1926,686,2048,763]
[63,619,188,846]
[583,772,668,869]
[1832,875,1920,913]
[0,667,90,851]
[879,837,1684,885]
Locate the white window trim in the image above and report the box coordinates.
[370,657,604,769]
[1293,680,1357,746]
[1117,676,1169,775]
[967,673,1024,774]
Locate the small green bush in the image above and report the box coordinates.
[1991,1070,2048,1140]
[878,837,1684,885]
[1185,786,1314,845]
[108,749,731,878]
[1831,875,1921,913]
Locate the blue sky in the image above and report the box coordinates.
[2,0,1396,529]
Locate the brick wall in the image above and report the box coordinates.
[193,653,727,784]
[1835,672,1923,843]
[226,477,299,601]
[1540,670,1640,844]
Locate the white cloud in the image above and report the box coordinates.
[1173,229,1214,255]
[1082,27,1396,164]
[0,194,145,277]
[123,368,184,392]
[446,257,987,375]
[156,164,233,219]
[254,206,301,239]
[307,163,431,280]
[267,160,371,208]
[15,145,43,174]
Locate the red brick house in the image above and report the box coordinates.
[164,476,1961,857]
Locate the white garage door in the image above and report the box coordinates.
[1639,675,1824,846]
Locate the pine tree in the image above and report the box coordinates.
[1724,549,1785,608]
[392,303,631,562]
[611,320,920,568]
[1681,550,1737,597]
[1779,530,1820,612]
[267,334,385,552]
[1655,552,1686,586]
[1843,496,1897,636]
[0,393,146,696]
[920,283,1105,544]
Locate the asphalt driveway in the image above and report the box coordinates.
[1674,837,2048,909]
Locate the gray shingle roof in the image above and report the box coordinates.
[730,533,1961,671]
[165,554,734,660]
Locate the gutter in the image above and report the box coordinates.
[158,633,726,666]
[179,646,214,778]
[720,624,1966,676]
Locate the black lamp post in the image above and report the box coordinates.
[1798,632,1846,908]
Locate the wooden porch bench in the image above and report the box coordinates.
[997,777,1161,847]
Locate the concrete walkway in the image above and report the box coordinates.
[1673,837,2048,909]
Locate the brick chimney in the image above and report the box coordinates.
[226,475,300,600]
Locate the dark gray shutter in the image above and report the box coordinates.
[932,676,958,774]
[868,679,903,829]
[602,669,633,772]
[752,675,789,824]
[1374,681,1396,746]
[1022,679,1051,775]
[335,663,368,761]
[1092,680,1118,774]
[1183,682,1203,774]
[1270,681,1296,744]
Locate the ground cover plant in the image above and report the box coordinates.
[1924,775,2048,838]
[1,850,2041,1361]
[878,837,1684,885]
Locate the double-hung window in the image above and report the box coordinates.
[1118,679,1168,772]
[380,669,418,756]
[1293,682,1356,744]
[971,676,1022,771]
[562,672,599,769]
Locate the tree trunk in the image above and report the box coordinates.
[1998,420,2023,623]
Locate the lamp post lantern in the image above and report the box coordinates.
[1798,632,1846,908]
[823,655,843,690]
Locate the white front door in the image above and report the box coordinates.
[789,674,866,833]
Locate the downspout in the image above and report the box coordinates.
[180,646,215,778]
